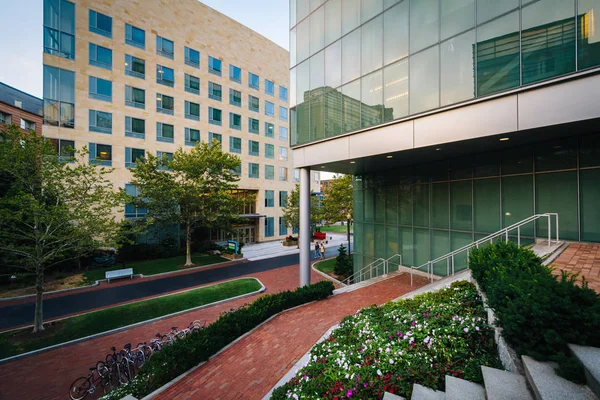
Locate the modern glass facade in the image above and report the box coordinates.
[290,0,600,146]
[352,132,600,275]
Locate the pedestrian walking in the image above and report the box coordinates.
[315,242,321,259]
[319,242,325,259]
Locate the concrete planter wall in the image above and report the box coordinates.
[282,240,297,247]
[222,253,243,260]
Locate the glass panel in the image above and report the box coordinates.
[476,0,519,24]
[400,227,414,266]
[477,11,520,96]
[399,178,413,225]
[374,178,385,224]
[342,79,361,133]
[536,171,578,240]
[353,221,363,259]
[431,182,449,229]
[441,0,475,40]
[324,87,342,137]
[474,151,500,177]
[385,180,398,225]
[325,40,342,88]
[474,178,500,233]
[386,225,399,264]
[451,231,472,272]
[522,0,575,85]
[410,45,440,114]
[580,132,600,167]
[432,230,450,275]
[310,92,324,141]
[502,175,534,236]
[290,27,297,67]
[441,29,476,106]
[578,0,600,70]
[60,69,75,103]
[364,184,374,222]
[364,224,374,257]
[383,59,409,122]
[297,18,310,63]
[451,181,472,231]
[362,15,383,75]
[362,0,383,23]
[354,188,364,222]
[375,224,386,262]
[310,6,325,56]
[310,50,324,90]
[450,156,472,180]
[410,0,440,53]
[535,137,577,172]
[580,169,600,242]
[413,183,429,227]
[361,70,383,128]
[414,228,430,267]
[325,0,341,46]
[296,61,310,141]
[310,0,323,13]
[342,29,361,84]
[384,1,409,65]
[502,145,533,174]
[342,0,360,35]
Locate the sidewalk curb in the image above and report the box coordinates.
[311,258,346,286]
[0,277,265,365]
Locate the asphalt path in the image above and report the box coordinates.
[0,246,344,330]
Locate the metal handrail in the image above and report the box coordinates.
[409,213,559,286]
[342,257,385,285]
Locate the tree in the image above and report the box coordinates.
[130,140,245,266]
[334,244,353,279]
[281,183,321,234]
[0,125,125,332]
[321,175,353,224]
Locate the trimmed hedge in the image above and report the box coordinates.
[101,280,335,399]
[469,242,600,377]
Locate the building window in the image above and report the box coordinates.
[229,64,242,83]
[208,132,222,147]
[89,43,112,70]
[156,65,174,87]
[279,216,288,236]
[249,95,259,112]
[208,56,222,76]
[265,101,275,117]
[279,146,289,161]
[265,143,274,159]
[125,116,145,139]
[279,106,288,121]
[293,168,300,182]
[265,122,275,138]
[248,162,259,178]
[249,118,259,134]
[230,136,242,154]
[125,55,145,79]
[209,107,222,126]
[185,74,200,95]
[313,172,319,181]
[89,110,112,134]
[20,119,36,131]
[279,190,288,206]
[49,138,75,162]
[265,190,274,207]
[249,140,260,156]
[0,111,11,125]
[156,35,174,59]
[265,217,274,237]
[265,165,275,180]
[279,126,288,141]
[265,79,274,96]
[125,147,145,168]
[156,93,174,115]
[89,142,112,166]
[89,10,112,38]
[124,184,147,218]
[125,24,145,49]
[248,72,259,89]
[185,101,200,121]
[229,88,241,107]
[208,82,222,101]
[156,151,173,170]
[125,85,145,109]
[185,46,200,68]
[185,127,200,147]
[279,167,288,181]
[156,122,174,143]
[43,0,75,59]
[43,65,75,128]
[89,76,112,102]
[229,112,242,130]
[279,86,288,102]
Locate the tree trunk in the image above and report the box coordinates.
[185,224,193,266]
[33,266,45,332]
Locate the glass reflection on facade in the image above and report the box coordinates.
[290,0,600,146]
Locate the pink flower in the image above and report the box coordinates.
[412,321,416,326]
[397,331,403,337]
[476,326,480,331]
[347,389,353,397]
[464,327,469,333]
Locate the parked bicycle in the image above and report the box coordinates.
[69,364,110,400]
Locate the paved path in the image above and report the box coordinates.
[0,265,334,400]
[153,273,429,400]
[552,242,600,293]
[0,247,340,330]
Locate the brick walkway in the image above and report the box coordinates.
[552,242,600,293]
[153,273,429,400]
[0,265,331,400]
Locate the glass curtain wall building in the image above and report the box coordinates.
[290,0,600,278]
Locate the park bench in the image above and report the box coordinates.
[105,268,134,283]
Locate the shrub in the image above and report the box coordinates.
[101,280,335,400]
[334,244,353,279]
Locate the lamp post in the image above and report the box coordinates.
[346,212,351,254]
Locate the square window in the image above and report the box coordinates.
[156,65,174,87]
[124,183,147,218]
[279,167,288,181]
[156,35,174,59]
[279,146,288,161]
[208,82,222,101]
[265,101,275,117]
[0,111,11,125]
[249,72,260,89]
[265,79,275,95]
[249,95,259,112]
[265,122,275,138]
[279,126,288,141]
[125,116,145,138]
[89,110,112,134]
[125,147,145,168]
[89,43,112,70]
[185,127,200,146]
[20,119,36,131]
[125,54,145,79]
[156,151,173,170]
[279,106,288,121]
[279,86,288,102]
[229,88,242,106]
[209,107,222,126]
[185,74,200,95]
[265,143,274,159]
[230,112,242,130]
[49,138,75,161]
[230,136,242,154]
[265,190,274,207]
[265,217,274,237]
[229,64,242,83]
[156,93,174,115]
[208,132,222,147]
[185,46,200,68]
[125,85,145,109]
[249,118,259,134]
[89,76,112,102]
[89,142,112,166]
[209,56,222,76]
[265,165,275,180]
[249,140,260,156]
[125,24,145,49]
[248,162,259,178]
[185,101,200,121]
[156,122,174,143]
[89,10,112,38]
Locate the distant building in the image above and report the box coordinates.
[0,82,43,136]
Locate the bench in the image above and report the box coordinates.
[105,268,134,283]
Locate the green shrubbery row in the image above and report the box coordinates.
[469,242,600,380]
[101,280,335,400]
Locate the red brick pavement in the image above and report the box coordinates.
[552,242,600,293]
[0,265,331,400]
[153,273,429,400]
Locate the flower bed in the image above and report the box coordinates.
[272,281,500,399]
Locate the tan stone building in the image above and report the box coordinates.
[42,0,319,243]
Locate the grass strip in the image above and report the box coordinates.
[314,258,336,275]
[0,278,262,359]
[320,225,353,234]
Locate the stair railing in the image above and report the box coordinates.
[342,257,386,285]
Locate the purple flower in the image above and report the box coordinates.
[476,326,480,331]
[424,336,430,344]
[397,331,403,337]
[464,327,469,333]
[412,321,416,326]
[347,389,353,397]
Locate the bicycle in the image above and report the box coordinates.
[135,341,153,362]
[68,364,110,400]
[105,346,129,386]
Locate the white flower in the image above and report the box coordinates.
[377,369,383,376]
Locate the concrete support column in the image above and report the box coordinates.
[299,167,311,287]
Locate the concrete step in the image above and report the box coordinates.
[444,375,485,400]
[383,392,406,400]
[411,383,445,400]
[481,365,533,400]
[569,344,600,398]
[522,355,597,400]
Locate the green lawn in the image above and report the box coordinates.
[0,278,261,359]
[82,254,227,284]
[314,258,336,275]
[320,225,353,234]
